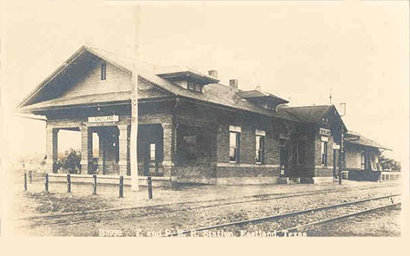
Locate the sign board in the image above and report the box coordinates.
[333,144,340,150]
[319,128,331,137]
[88,115,119,123]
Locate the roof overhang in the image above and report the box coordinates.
[157,68,219,85]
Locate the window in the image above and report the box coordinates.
[255,130,265,164]
[187,82,203,92]
[149,143,156,162]
[321,141,328,166]
[361,152,366,170]
[229,126,241,163]
[255,135,265,164]
[297,140,306,165]
[101,62,106,80]
[229,132,240,163]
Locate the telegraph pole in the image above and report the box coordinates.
[338,103,346,185]
[329,88,332,104]
[130,5,140,191]
[338,130,344,185]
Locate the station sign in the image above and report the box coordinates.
[319,128,331,137]
[88,115,119,123]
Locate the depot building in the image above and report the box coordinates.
[19,46,388,186]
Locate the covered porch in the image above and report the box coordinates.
[45,112,217,182]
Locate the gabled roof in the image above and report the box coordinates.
[280,105,347,130]
[18,45,297,121]
[20,91,131,112]
[281,105,332,123]
[345,131,390,151]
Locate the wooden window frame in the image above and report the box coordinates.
[255,134,265,164]
[229,131,241,163]
[321,141,328,166]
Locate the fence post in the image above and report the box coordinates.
[28,171,33,184]
[45,173,49,192]
[147,176,153,199]
[24,173,27,191]
[93,174,97,195]
[119,175,124,198]
[67,174,71,193]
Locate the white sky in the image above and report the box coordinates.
[0,0,408,165]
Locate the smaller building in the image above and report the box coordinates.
[343,132,391,181]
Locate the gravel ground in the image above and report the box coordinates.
[208,195,401,237]
[302,204,401,237]
[7,169,402,237]
[11,182,401,237]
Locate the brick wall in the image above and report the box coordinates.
[214,113,281,179]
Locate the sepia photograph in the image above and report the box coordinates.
[0,0,408,244]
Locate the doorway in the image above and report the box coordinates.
[280,139,289,177]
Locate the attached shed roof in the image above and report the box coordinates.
[345,131,390,151]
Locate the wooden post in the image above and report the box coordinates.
[24,173,27,191]
[119,175,124,198]
[93,174,97,195]
[130,5,140,191]
[67,174,71,193]
[29,171,33,184]
[45,173,49,192]
[147,176,153,199]
[338,130,344,185]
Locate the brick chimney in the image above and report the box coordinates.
[229,79,238,89]
[208,70,218,78]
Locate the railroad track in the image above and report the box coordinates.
[18,183,399,228]
[19,185,400,226]
[164,193,401,237]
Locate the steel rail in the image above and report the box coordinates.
[164,193,401,237]
[283,202,401,233]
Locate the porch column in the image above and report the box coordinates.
[45,125,59,173]
[118,124,129,176]
[162,123,175,176]
[80,125,92,174]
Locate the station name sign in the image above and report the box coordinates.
[88,115,119,123]
[319,128,331,136]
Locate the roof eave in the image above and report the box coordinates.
[157,71,219,84]
[17,46,90,109]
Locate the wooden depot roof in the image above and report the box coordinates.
[344,131,390,151]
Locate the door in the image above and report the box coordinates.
[333,149,337,178]
[279,139,288,176]
[143,142,158,176]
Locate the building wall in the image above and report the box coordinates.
[170,102,283,184]
[214,112,281,182]
[344,144,362,169]
[344,143,380,171]
[312,132,334,179]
